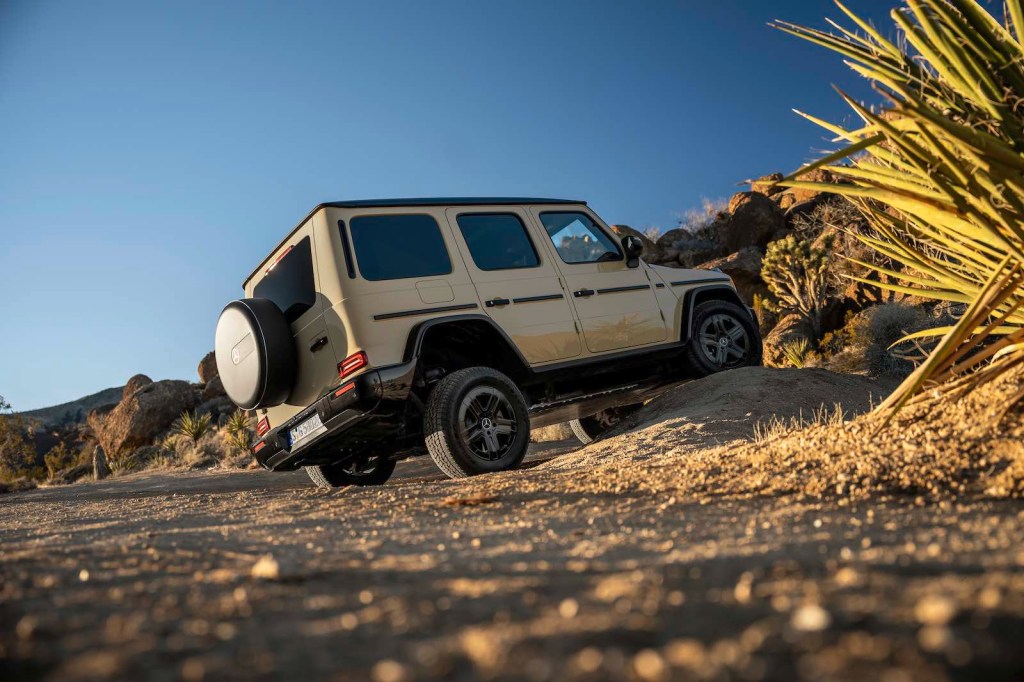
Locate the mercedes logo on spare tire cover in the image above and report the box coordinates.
[214,298,297,410]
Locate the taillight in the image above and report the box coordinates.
[256,417,270,436]
[334,382,356,398]
[338,351,368,379]
[253,441,266,454]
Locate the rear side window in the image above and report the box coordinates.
[456,213,540,270]
[253,236,316,323]
[349,214,452,281]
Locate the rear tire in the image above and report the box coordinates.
[305,453,396,488]
[569,404,643,445]
[684,300,762,377]
[424,367,530,479]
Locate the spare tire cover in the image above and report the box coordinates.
[214,298,297,410]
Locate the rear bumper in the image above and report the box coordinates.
[251,361,416,471]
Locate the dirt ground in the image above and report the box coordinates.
[2,368,1023,681]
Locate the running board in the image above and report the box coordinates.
[529,383,641,413]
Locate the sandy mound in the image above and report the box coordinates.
[542,367,896,471]
[533,364,1024,503]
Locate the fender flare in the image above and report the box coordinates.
[402,314,532,370]
[678,285,747,341]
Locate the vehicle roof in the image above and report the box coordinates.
[244,197,587,286]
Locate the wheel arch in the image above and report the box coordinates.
[404,314,532,385]
[678,285,748,341]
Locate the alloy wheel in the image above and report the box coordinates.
[698,313,751,368]
[457,386,518,461]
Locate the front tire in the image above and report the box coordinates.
[424,367,530,479]
[305,453,396,488]
[684,300,762,377]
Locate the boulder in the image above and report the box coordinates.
[750,172,784,197]
[200,375,226,402]
[721,192,785,252]
[610,225,667,263]
[198,351,218,384]
[656,228,693,250]
[89,380,200,456]
[762,314,813,368]
[774,191,798,211]
[123,374,153,400]
[50,463,91,485]
[93,445,110,480]
[789,167,838,204]
[699,247,766,305]
[197,395,236,424]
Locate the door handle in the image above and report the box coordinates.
[573,288,595,298]
[309,336,329,352]
[485,297,511,308]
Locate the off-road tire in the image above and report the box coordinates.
[424,367,530,479]
[569,404,643,445]
[304,455,396,488]
[684,300,762,377]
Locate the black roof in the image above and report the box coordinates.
[320,197,585,208]
[244,197,586,284]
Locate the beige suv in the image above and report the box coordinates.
[214,198,761,487]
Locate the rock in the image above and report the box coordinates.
[763,314,813,368]
[750,172,784,197]
[200,375,226,402]
[197,351,218,384]
[610,225,667,263]
[722,192,785,252]
[656,228,722,268]
[88,380,200,456]
[123,374,153,400]
[789,167,837,203]
[656,228,693,250]
[50,463,91,485]
[774,191,798,211]
[197,395,235,424]
[93,445,110,480]
[699,247,765,305]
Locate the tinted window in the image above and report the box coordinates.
[457,213,540,271]
[540,212,622,264]
[253,236,316,323]
[349,214,452,281]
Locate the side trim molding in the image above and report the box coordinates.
[513,294,564,304]
[596,284,651,295]
[671,277,731,287]
[374,303,478,321]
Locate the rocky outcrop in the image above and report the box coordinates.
[750,172,784,197]
[721,193,786,252]
[89,380,199,456]
[762,314,813,368]
[123,374,153,400]
[699,247,765,305]
[200,375,226,402]
[198,352,218,384]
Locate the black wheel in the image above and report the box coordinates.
[684,300,763,377]
[305,453,396,488]
[569,404,643,445]
[424,367,530,479]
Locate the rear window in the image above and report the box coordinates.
[349,214,452,281]
[253,236,316,323]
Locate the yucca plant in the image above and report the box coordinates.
[782,338,814,368]
[224,409,253,452]
[172,410,212,444]
[774,0,1024,416]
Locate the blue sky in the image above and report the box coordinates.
[0,0,886,410]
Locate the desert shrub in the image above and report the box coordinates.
[753,403,847,444]
[677,197,727,239]
[224,410,254,453]
[172,410,212,444]
[761,234,835,341]
[43,442,78,480]
[822,303,933,377]
[0,405,41,482]
[781,338,813,369]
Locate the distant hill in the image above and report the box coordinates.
[14,386,124,428]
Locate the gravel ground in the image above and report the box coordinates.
[2,368,1023,681]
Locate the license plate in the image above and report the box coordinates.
[289,413,326,447]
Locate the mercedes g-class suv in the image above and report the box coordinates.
[214,198,761,488]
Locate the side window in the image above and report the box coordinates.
[349,214,452,281]
[456,213,540,271]
[539,212,622,264]
[253,236,317,324]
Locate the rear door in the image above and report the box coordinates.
[250,223,338,421]
[529,208,667,354]
[446,207,582,364]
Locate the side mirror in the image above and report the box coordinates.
[621,235,644,268]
